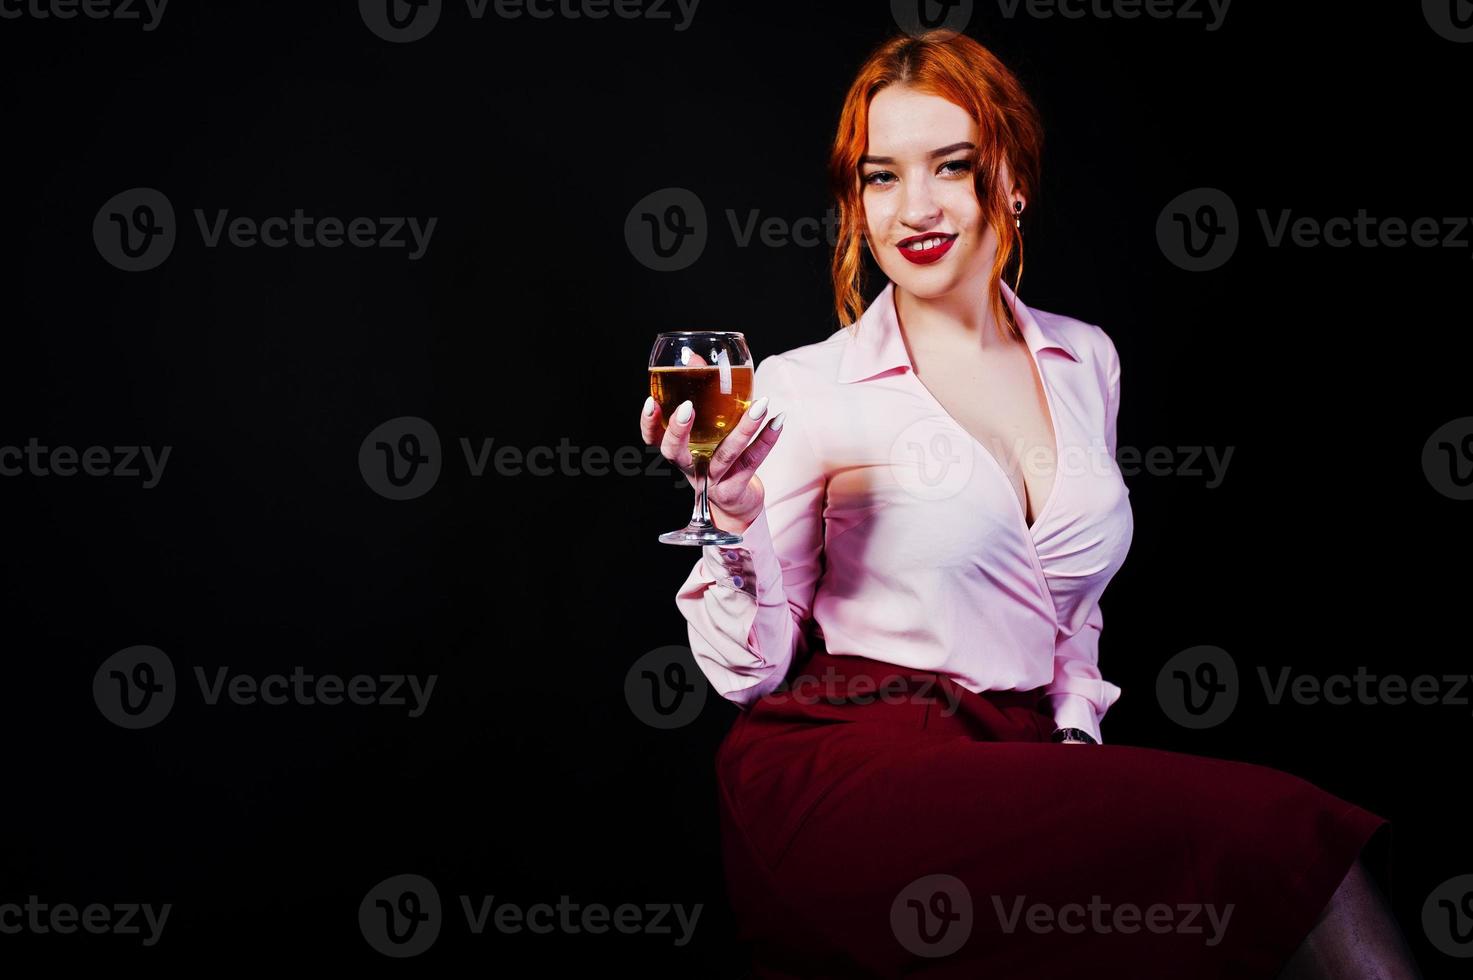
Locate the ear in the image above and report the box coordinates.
[998,157,1025,212]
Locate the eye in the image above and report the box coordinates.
[862,170,896,187]
[939,158,972,176]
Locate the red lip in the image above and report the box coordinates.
[896,232,957,265]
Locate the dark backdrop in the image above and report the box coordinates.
[1,1,1469,974]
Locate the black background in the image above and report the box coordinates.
[1,0,1468,974]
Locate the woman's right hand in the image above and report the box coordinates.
[639,392,785,535]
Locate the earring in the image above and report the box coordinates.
[1014,199,1024,231]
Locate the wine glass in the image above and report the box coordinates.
[649,331,754,545]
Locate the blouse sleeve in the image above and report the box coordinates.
[1042,329,1125,743]
[672,353,826,707]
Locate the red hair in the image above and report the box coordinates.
[828,31,1045,339]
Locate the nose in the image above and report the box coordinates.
[898,176,941,230]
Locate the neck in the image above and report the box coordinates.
[892,274,1016,352]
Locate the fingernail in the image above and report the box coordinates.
[643,396,656,417]
[674,401,693,423]
[770,411,786,431]
[748,396,769,419]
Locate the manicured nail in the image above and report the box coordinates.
[674,401,693,423]
[643,396,656,417]
[769,411,786,431]
[748,396,769,419]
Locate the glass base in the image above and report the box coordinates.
[658,522,744,546]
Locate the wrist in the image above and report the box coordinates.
[710,502,757,535]
[1050,726,1098,745]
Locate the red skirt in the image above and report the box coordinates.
[715,649,1393,979]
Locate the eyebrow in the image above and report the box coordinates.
[859,141,975,166]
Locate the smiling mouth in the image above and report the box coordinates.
[898,233,956,252]
[896,232,957,264]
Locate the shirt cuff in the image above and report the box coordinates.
[700,508,781,599]
[1043,693,1104,744]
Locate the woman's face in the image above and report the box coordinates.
[859,85,1017,303]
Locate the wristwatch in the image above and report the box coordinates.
[1050,727,1098,744]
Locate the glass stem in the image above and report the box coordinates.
[690,453,714,528]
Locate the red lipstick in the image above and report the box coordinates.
[896,232,957,265]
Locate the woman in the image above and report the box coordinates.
[640,31,1417,979]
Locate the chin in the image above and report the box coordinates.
[882,265,967,300]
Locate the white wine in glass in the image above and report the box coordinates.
[648,331,753,545]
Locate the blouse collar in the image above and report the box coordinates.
[836,278,1081,384]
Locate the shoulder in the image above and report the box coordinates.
[1029,303,1120,383]
[753,328,851,386]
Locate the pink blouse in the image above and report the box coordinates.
[674,280,1133,743]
